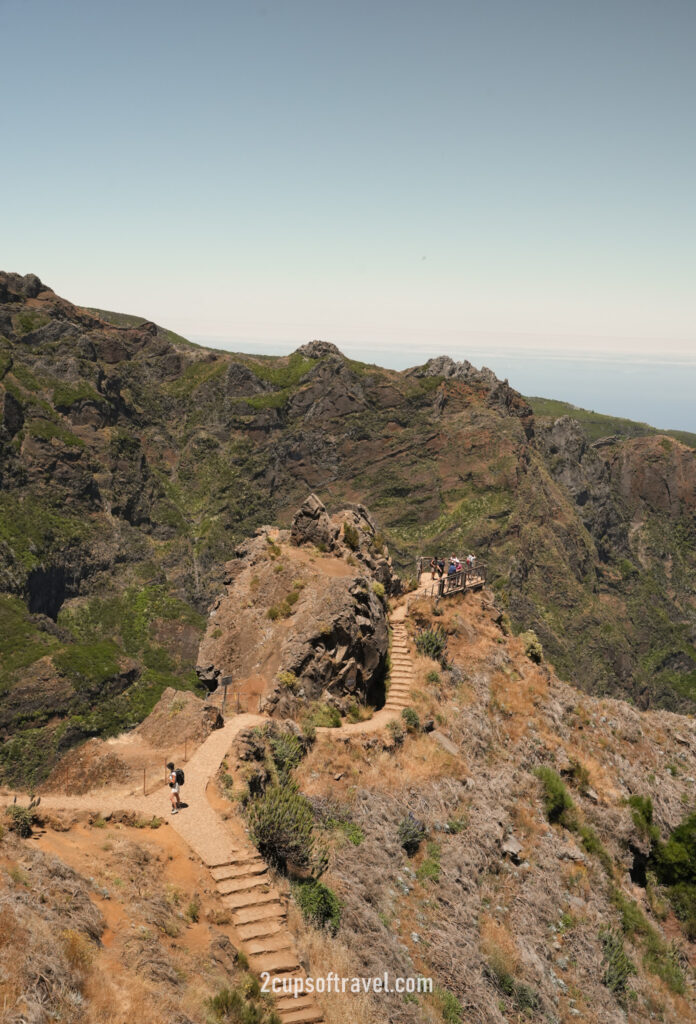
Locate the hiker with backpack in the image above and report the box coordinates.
[167,761,185,814]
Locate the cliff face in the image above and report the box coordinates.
[2,271,696,784]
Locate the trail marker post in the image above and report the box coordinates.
[220,675,233,716]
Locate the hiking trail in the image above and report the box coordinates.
[12,586,430,1023]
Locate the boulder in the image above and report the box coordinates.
[291,493,336,549]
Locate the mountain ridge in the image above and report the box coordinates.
[2,271,696,786]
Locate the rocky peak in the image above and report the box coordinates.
[0,271,50,302]
[406,354,498,386]
[295,339,343,359]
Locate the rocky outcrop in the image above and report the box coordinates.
[609,435,696,517]
[196,498,396,719]
[291,493,401,594]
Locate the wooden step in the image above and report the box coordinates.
[223,888,280,910]
[217,874,269,895]
[233,901,285,925]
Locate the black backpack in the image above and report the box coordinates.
[175,767,185,786]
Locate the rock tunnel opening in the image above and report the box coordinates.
[26,565,68,621]
[629,844,649,887]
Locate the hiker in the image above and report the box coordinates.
[466,553,475,570]
[447,559,456,576]
[167,761,181,814]
[437,557,445,578]
[429,556,438,580]
[453,556,462,572]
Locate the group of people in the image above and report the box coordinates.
[428,553,476,579]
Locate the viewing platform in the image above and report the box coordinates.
[416,557,487,599]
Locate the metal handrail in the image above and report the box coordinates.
[417,562,487,599]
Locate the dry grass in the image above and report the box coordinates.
[480,916,520,975]
[489,665,550,744]
[288,903,380,1024]
[511,800,545,841]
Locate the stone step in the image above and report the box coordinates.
[217,874,269,895]
[211,860,267,881]
[249,951,300,974]
[265,969,305,986]
[245,933,294,956]
[276,994,318,1012]
[223,888,280,910]
[279,1007,324,1024]
[233,901,286,925]
[237,918,285,941]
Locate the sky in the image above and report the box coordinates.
[1,0,695,410]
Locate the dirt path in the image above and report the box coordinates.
[9,589,429,1024]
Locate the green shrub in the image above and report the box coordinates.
[415,626,449,667]
[5,804,35,838]
[277,670,298,691]
[185,898,200,923]
[387,719,404,744]
[533,766,575,825]
[665,883,696,938]
[325,818,364,845]
[206,982,280,1023]
[270,732,303,781]
[401,707,420,732]
[302,703,341,730]
[611,888,685,994]
[434,986,463,1024]
[426,669,440,684]
[485,957,541,1013]
[343,521,360,550]
[416,841,441,882]
[372,581,386,603]
[520,630,543,663]
[600,926,636,1001]
[301,720,316,743]
[447,815,468,834]
[577,824,613,876]
[246,782,315,871]
[398,814,427,854]
[293,879,342,933]
[652,811,696,886]
[627,794,659,842]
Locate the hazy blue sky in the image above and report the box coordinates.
[1,0,694,362]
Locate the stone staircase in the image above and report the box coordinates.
[383,621,413,715]
[208,847,324,1024]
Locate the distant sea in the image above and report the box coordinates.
[192,337,696,435]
